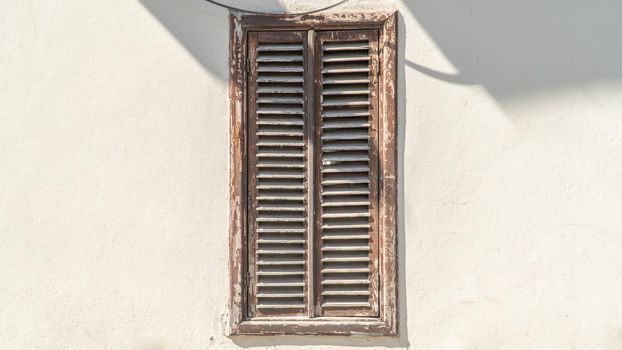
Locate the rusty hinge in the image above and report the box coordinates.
[245,57,250,73]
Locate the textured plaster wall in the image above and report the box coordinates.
[1,0,622,349]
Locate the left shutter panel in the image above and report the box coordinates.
[247,32,310,317]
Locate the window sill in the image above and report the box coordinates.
[230,317,396,336]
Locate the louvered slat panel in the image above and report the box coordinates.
[315,30,379,317]
[248,32,308,317]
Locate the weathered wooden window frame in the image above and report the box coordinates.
[229,11,397,336]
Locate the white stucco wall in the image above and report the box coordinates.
[2,0,622,348]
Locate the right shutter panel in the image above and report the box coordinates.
[247,32,309,317]
[315,30,380,317]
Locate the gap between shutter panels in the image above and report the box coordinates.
[247,29,380,319]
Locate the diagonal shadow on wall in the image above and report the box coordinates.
[141,0,622,110]
[139,0,289,81]
[402,0,622,107]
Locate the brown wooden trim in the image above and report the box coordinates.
[228,13,248,335]
[304,29,317,318]
[368,29,381,318]
[378,12,398,336]
[235,318,394,336]
[232,12,394,31]
[246,31,259,318]
[229,11,398,336]
[311,29,322,318]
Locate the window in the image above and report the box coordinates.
[229,12,397,336]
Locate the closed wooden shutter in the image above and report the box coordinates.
[230,13,397,335]
[314,30,380,317]
[247,32,310,317]
[246,29,381,319]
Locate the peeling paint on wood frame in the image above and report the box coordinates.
[228,11,398,336]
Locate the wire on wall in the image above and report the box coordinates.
[204,0,350,15]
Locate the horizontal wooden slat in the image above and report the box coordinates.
[256,152,304,158]
[257,227,306,232]
[321,234,370,240]
[257,107,304,114]
[322,121,370,129]
[322,176,370,185]
[322,77,370,84]
[322,67,370,74]
[256,173,305,179]
[257,282,305,287]
[321,302,371,308]
[257,163,305,168]
[322,268,370,273]
[323,42,370,51]
[256,140,305,147]
[257,239,306,244]
[322,132,369,141]
[256,132,304,138]
[257,44,304,51]
[257,271,305,276]
[258,293,306,298]
[257,97,304,104]
[257,249,305,255]
[257,120,304,126]
[257,304,306,309]
[322,110,370,118]
[322,166,370,173]
[322,100,370,107]
[322,87,370,95]
[257,66,304,73]
[321,222,371,229]
[321,246,370,251]
[322,154,369,162]
[322,190,370,196]
[256,217,305,222]
[257,196,305,201]
[257,76,304,83]
[257,260,305,266]
[321,212,370,218]
[321,290,370,296]
[321,279,371,285]
[257,87,304,94]
[321,257,370,263]
[256,206,305,212]
[321,201,370,207]
[257,55,304,62]
[322,143,370,152]
[322,53,370,62]
[256,184,305,189]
